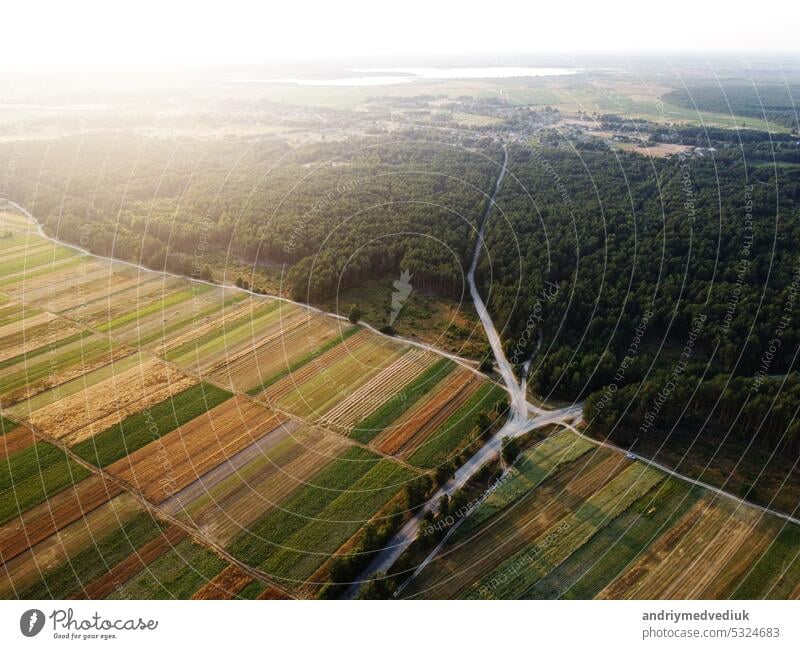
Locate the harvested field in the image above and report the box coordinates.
[113,287,248,349]
[76,525,188,600]
[523,478,702,599]
[0,421,36,460]
[0,256,85,290]
[319,348,438,434]
[0,315,81,364]
[152,296,259,357]
[374,367,484,457]
[72,382,232,468]
[59,275,177,325]
[0,245,76,278]
[350,357,454,444]
[167,423,350,545]
[17,355,196,445]
[210,313,345,393]
[163,299,288,372]
[732,525,800,599]
[0,473,121,562]
[97,283,213,334]
[107,395,286,503]
[598,496,781,599]
[251,458,414,584]
[228,446,382,567]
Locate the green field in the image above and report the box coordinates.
[72,382,232,467]
[408,382,507,468]
[350,357,455,443]
[0,442,91,524]
[17,511,166,599]
[109,538,228,599]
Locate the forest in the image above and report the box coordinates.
[3,119,800,459]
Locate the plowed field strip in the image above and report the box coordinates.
[0,473,122,562]
[375,368,479,457]
[320,349,436,431]
[107,396,286,503]
[190,564,253,599]
[0,424,35,460]
[74,525,187,600]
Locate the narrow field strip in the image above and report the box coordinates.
[373,366,479,456]
[18,356,197,446]
[0,492,144,598]
[257,328,370,403]
[407,382,507,468]
[107,396,286,503]
[350,357,455,444]
[245,324,359,397]
[465,463,665,599]
[0,473,122,562]
[106,538,229,600]
[71,382,231,468]
[275,334,407,420]
[320,349,438,433]
[408,447,629,599]
[0,441,91,525]
[75,525,188,600]
[176,427,351,546]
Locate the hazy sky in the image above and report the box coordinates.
[3,0,798,65]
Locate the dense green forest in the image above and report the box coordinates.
[664,82,800,132]
[3,121,800,459]
[1,133,500,301]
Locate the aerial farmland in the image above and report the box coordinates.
[0,208,507,599]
